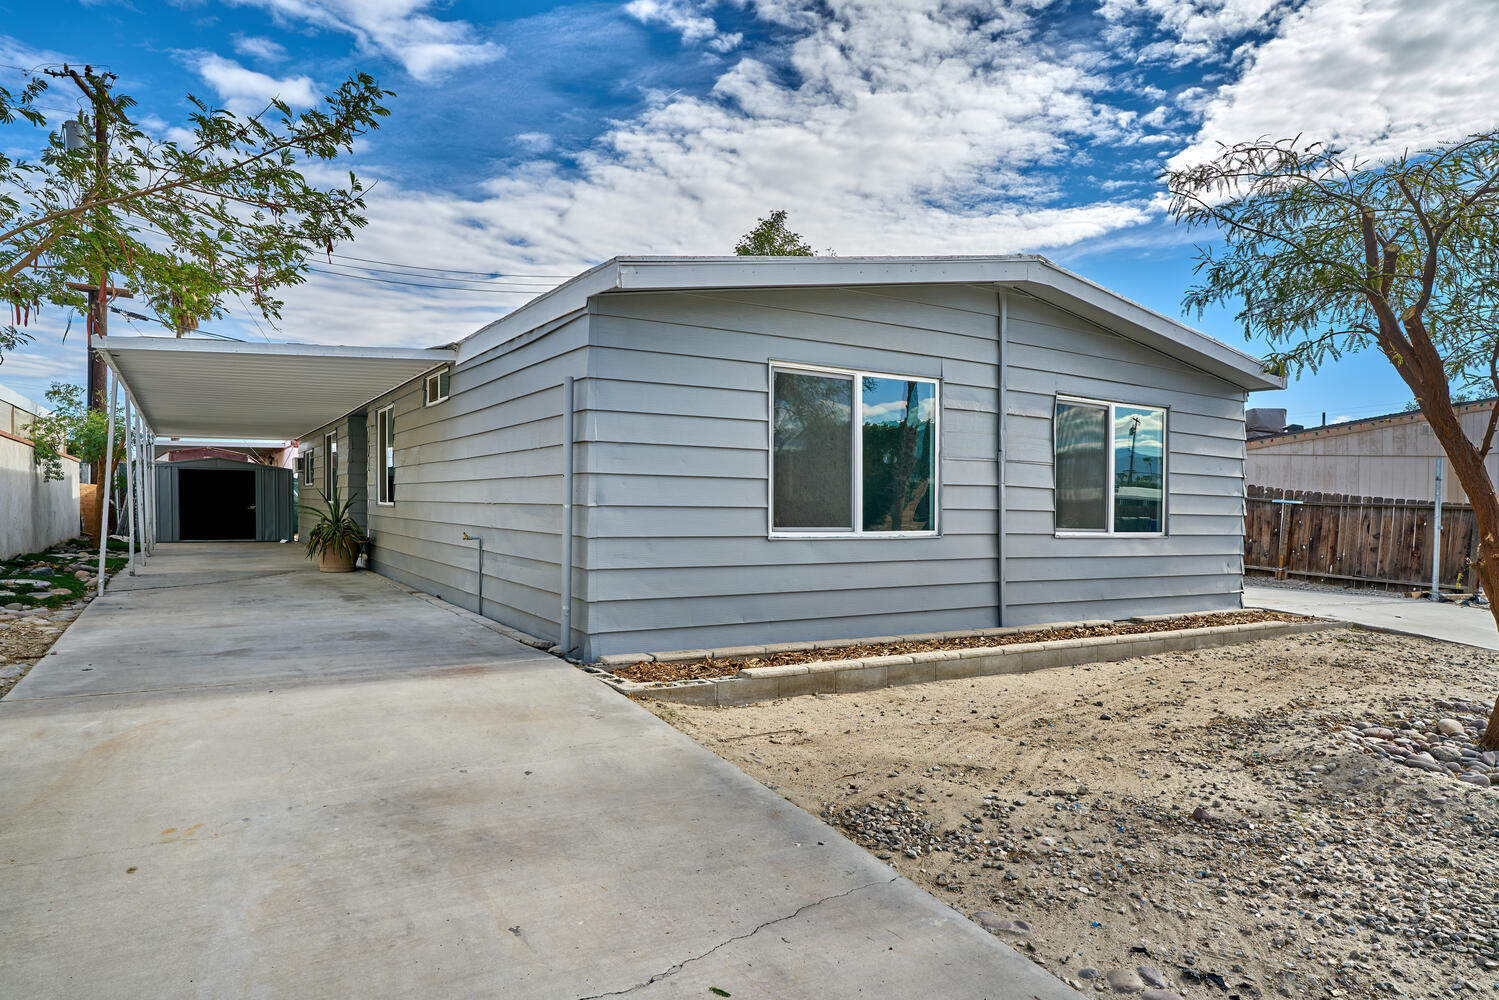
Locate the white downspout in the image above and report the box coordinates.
[560,376,575,655]
[997,289,1008,627]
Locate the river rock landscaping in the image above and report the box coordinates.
[648,628,1499,1000]
[0,538,126,699]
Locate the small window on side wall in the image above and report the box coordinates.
[376,405,395,504]
[770,364,939,535]
[324,431,337,498]
[424,370,451,406]
[1054,396,1166,534]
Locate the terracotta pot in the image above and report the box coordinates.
[317,547,358,573]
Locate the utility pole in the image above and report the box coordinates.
[47,65,118,417]
[50,64,132,488]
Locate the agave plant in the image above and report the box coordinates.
[300,485,368,562]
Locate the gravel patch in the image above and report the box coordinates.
[650,629,1499,1000]
[1249,576,1489,606]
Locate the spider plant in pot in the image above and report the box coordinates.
[301,486,368,573]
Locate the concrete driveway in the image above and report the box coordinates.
[1244,583,1499,650]
[0,543,1070,999]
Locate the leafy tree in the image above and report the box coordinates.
[1166,131,1499,746]
[25,381,125,482]
[734,209,815,256]
[1,65,393,365]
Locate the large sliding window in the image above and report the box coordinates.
[376,405,395,505]
[1054,396,1166,535]
[771,364,939,536]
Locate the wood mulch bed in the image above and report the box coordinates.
[610,610,1311,684]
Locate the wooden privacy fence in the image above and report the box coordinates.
[1245,485,1480,592]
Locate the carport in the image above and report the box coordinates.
[94,337,454,584]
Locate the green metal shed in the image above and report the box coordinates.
[154,458,294,542]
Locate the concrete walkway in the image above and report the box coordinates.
[1245,583,1499,650]
[0,543,1070,999]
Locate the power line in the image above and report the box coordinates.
[326,252,572,280]
[323,258,560,284]
[232,295,274,344]
[304,266,555,294]
[313,259,557,290]
[109,304,243,341]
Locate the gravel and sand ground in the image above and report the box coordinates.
[647,628,1499,1000]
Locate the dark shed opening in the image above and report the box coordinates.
[178,468,257,540]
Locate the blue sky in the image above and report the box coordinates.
[3,0,1497,427]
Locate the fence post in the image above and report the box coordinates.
[1276,499,1291,580]
[1431,457,1443,599]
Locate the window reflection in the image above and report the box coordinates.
[1113,405,1164,532]
[861,378,936,532]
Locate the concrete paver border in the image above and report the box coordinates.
[583,618,1335,706]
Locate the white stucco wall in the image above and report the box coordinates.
[1,433,80,559]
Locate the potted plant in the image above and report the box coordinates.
[301,486,367,573]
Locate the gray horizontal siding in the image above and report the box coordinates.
[580,284,1002,658]
[293,278,1254,657]
[297,412,367,539]
[1002,291,1247,624]
[358,314,589,645]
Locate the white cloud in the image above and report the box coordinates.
[0,35,67,84]
[1173,0,1499,167]
[225,0,502,81]
[1101,0,1294,63]
[233,34,288,62]
[190,53,319,115]
[513,132,554,153]
[214,0,1168,348]
[625,0,743,52]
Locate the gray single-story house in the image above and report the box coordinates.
[105,256,1282,660]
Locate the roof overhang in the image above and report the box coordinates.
[98,338,455,439]
[460,255,1285,393]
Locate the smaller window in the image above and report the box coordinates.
[425,370,451,406]
[376,405,395,505]
[324,431,337,498]
[1054,397,1167,535]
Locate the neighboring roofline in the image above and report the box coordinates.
[0,380,49,417]
[456,255,1284,392]
[1248,396,1499,448]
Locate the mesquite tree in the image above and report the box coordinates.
[1167,133,1499,746]
[0,65,392,363]
[734,209,815,256]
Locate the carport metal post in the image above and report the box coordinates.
[139,422,150,559]
[97,375,118,596]
[137,419,149,560]
[124,397,137,575]
[145,432,155,555]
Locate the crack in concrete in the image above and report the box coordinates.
[575,876,897,999]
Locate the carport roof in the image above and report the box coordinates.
[98,338,455,439]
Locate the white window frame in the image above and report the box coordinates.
[1053,393,1168,538]
[424,369,451,406]
[375,404,395,506]
[324,430,337,498]
[767,360,941,540]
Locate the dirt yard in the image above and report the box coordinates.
[647,628,1499,1000]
